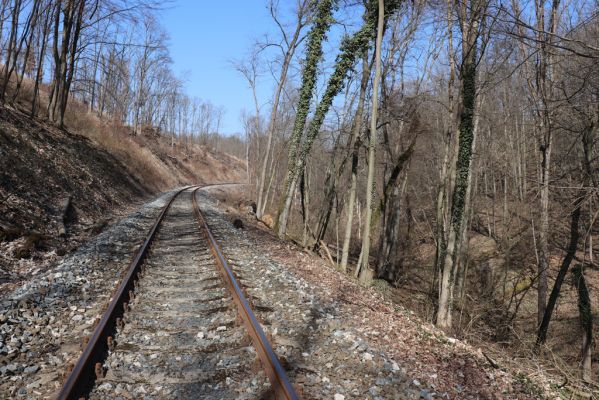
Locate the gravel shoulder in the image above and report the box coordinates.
[198,191,420,399]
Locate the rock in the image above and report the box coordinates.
[24,365,39,374]
[362,352,373,361]
[420,389,432,399]
[6,363,20,373]
[334,394,345,400]
[71,314,83,322]
[134,385,147,395]
[98,382,113,391]
[261,214,274,229]
[376,377,389,385]
[26,381,40,389]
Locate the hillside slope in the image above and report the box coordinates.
[0,105,245,291]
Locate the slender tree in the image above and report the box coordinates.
[358,0,385,283]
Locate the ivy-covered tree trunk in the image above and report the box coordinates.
[275,0,334,239]
[277,0,402,240]
[436,0,481,328]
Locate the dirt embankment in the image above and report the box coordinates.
[0,105,245,291]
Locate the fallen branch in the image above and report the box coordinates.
[319,240,337,269]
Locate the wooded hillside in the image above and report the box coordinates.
[235,0,599,392]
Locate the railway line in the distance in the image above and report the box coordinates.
[57,186,298,400]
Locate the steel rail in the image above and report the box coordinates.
[191,187,299,400]
[57,186,191,400]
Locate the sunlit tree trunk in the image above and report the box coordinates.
[340,50,370,272]
[436,0,485,329]
[433,0,458,311]
[358,0,385,284]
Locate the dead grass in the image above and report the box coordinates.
[62,103,175,190]
[4,72,245,194]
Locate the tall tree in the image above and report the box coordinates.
[357,0,385,283]
[256,0,311,219]
[277,0,402,239]
[436,0,488,329]
[48,0,87,127]
[275,0,335,238]
[340,49,370,272]
[510,0,562,326]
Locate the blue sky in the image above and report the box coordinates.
[161,1,280,135]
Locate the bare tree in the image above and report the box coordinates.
[255,0,310,219]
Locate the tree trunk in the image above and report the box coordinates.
[533,0,560,328]
[436,0,481,329]
[11,0,41,103]
[358,0,385,284]
[433,0,458,312]
[571,264,593,383]
[57,0,85,126]
[340,50,370,273]
[31,12,50,117]
[48,0,68,123]
[256,11,304,219]
[0,0,22,102]
[537,141,551,326]
[536,195,582,347]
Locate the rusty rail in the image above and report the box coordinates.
[57,187,190,400]
[191,187,299,400]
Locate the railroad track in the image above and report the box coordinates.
[57,186,298,400]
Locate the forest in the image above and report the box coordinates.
[233,0,598,388]
[1,0,598,393]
